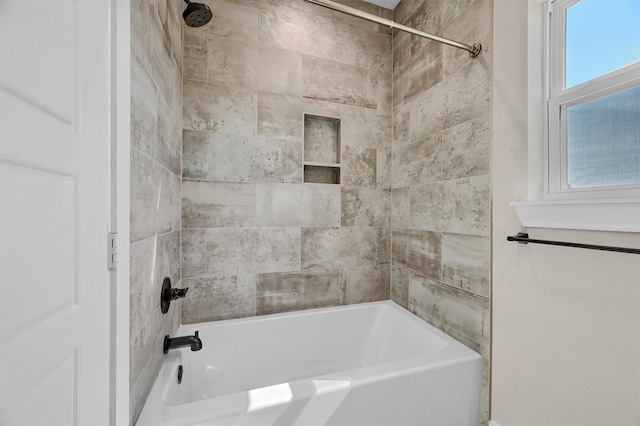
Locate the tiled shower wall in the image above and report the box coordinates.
[129,0,183,422]
[180,0,393,322]
[390,0,492,423]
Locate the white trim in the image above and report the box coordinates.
[510,198,640,233]
[544,0,640,199]
[110,0,130,423]
[489,421,501,426]
[520,0,640,232]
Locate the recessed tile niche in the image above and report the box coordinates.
[303,114,341,184]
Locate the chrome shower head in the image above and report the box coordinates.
[183,0,212,27]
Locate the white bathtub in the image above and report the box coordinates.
[136,301,481,426]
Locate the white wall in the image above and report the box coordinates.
[492,1,640,424]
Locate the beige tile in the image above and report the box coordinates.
[130,237,157,337]
[341,105,391,150]
[392,105,410,147]
[257,47,304,96]
[131,57,157,158]
[393,0,425,27]
[183,79,256,134]
[182,181,257,228]
[393,56,443,109]
[438,0,478,28]
[391,187,410,228]
[393,30,412,79]
[206,133,302,183]
[442,0,491,79]
[256,269,343,315]
[440,175,491,236]
[257,182,341,227]
[156,231,181,298]
[390,265,409,309]
[301,227,376,269]
[257,92,304,138]
[442,233,490,298]
[341,146,377,187]
[147,38,182,124]
[183,30,207,82]
[131,0,153,70]
[393,132,442,187]
[411,40,444,88]
[181,229,207,278]
[368,68,393,115]
[408,273,489,356]
[343,265,390,304]
[354,27,392,73]
[391,228,442,279]
[256,94,340,147]
[205,227,301,277]
[156,97,181,176]
[301,97,343,118]
[341,187,391,227]
[442,115,490,179]
[207,33,258,89]
[377,225,392,266]
[258,4,358,66]
[409,176,490,236]
[410,1,442,36]
[302,56,376,109]
[182,129,208,180]
[393,23,444,109]
[409,181,446,231]
[130,148,181,242]
[377,147,392,189]
[181,275,256,323]
[409,79,447,141]
[440,63,491,131]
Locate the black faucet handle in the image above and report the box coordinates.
[170,287,189,300]
[161,278,188,314]
[163,335,171,354]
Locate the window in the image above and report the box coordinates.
[545,0,640,199]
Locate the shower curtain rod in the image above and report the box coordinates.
[305,0,482,57]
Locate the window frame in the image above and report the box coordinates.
[544,0,640,200]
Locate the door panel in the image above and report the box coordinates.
[0,0,112,424]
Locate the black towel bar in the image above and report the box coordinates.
[507,232,640,255]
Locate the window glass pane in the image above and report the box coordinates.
[566,0,640,88]
[566,85,640,187]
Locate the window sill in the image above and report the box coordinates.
[509,199,640,233]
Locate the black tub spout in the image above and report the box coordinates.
[163,331,203,354]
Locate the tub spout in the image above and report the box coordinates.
[163,331,203,354]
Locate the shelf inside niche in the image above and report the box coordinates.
[304,164,340,184]
[303,114,341,184]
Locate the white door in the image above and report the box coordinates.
[0,0,112,424]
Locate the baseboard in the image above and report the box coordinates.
[489,421,500,426]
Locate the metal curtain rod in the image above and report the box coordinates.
[507,233,640,255]
[305,0,482,57]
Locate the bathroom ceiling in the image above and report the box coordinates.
[362,0,401,10]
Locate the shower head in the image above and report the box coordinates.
[183,0,212,27]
